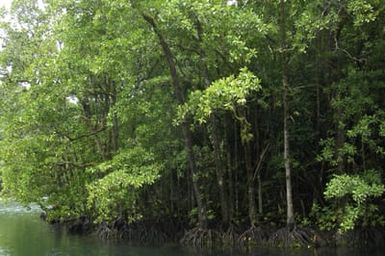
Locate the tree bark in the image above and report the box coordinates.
[211,119,229,226]
[182,124,208,228]
[253,143,269,216]
[193,14,229,226]
[238,107,258,226]
[283,72,295,228]
[280,0,295,229]
[245,142,258,225]
[141,12,208,228]
[257,174,263,215]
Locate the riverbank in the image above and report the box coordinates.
[52,215,385,249]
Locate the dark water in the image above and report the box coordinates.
[0,201,384,256]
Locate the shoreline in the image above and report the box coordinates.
[48,215,385,249]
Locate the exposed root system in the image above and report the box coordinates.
[268,227,318,248]
[336,227,385,247]
[238,225,268,247]
[97,222,118,240]
[96,221,168,244]
[180,227,221,248]
[221,224,241,246]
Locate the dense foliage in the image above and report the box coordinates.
[1,0,385,241]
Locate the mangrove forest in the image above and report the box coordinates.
[1,0,385,249]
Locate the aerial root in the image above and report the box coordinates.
[336,227,385,247]
[97,222,117,240]
[97,221,168,244]
[135,225,168,245]
[180,227,221,248]
[268,227,317,248]
[238,225,268,246]
[221,224,241,245]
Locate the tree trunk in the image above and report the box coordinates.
[183,124,208,228]
[211,119,229,226]
[245,142,257,226]
[254,143,269,216]
[234,121,240,218]
[238,107,258,226]
[224,116,234,222]
[257,174,263,215]
[227,142,234,221]
[283,73,295,228]
[141,12,208,229]
[280,0,295,229]
[193,14,229,226]
[109,80,119,154]
[336,102,345,173]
